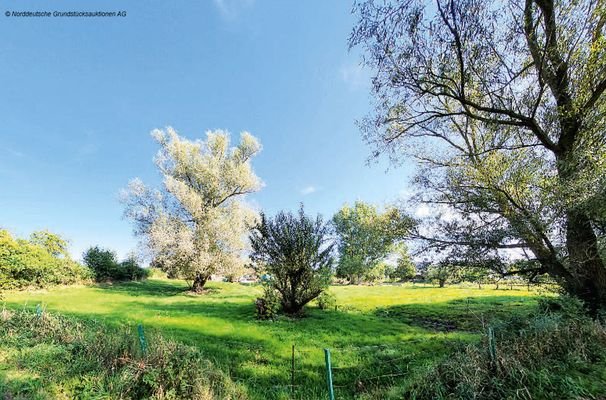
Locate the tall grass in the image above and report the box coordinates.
[405,296,606,399]
[0,309,247,399]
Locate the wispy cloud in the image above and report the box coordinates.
[300,185,318,195]
[213,0,254,20]
[5,148,25,158]
[340,62,371,91]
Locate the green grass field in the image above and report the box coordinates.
[1,279,541,399]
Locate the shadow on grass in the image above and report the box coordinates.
[375,295,538,332]
[94,279,190,297]
[2,280,543,400]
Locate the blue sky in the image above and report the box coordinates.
[0,0,413,259]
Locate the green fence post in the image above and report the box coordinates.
[138,324,148,355]
[488,327,496,366]
[324,348,335,400]
[291,344,295,394]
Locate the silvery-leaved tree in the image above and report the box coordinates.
[351,0,606,312]
[122,127,262,292]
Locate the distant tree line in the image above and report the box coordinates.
[0,228,149,291]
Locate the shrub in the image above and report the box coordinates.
[316,291,337,310]
[406,296,606,399]
[119,257,149,281]
[0,229,91,290]
[255,286,281,320]
[249,206,334,315]
[0,309,246,399]
[147,267,167,279]
[83,247,148,282]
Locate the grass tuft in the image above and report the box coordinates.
[0,309,246,399]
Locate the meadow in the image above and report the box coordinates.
[0,278,541,399]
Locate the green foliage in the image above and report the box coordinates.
[362,262,388,284]
[147,267,167,279]
[315,290,337,310]
[406,297,606,399]
[333,201,412,283]
[0,229,91,290]
[427,263,460,288]
[29,230,69,258]
[249,205,334,315]
[391,245,415,282]
[350,0,606,311]
[460,266,495,289]
[255,286,281,320]
[0,278,545,400]
[119,257,149,281]
[0,309,245,399]
[83,246,118,281]
[83,246,148,282]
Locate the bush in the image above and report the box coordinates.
[0,309,246,399]
[316,291,337,310]
[249,206,334,315]
[255,286,281,320]
[406,296,606,399]
[361,262,386,284]
[83,246,148,282]
[0,229,92,290]
[147,267,167,279]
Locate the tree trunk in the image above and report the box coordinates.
[562,209,606,313]
[281,301,303,315]
[439,279,445,288]
[555,145,606,313]
[192,272,208,293]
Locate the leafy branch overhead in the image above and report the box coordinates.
[351,0,606,311]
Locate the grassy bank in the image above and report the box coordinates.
[0,309,245,399]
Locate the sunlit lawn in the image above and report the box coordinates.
[1,279,541,399]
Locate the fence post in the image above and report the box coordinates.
[138,324,148,355]
[487,327,496,367]
[291,344,295,394]
[324,348,335,400]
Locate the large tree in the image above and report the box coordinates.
[122,128,262,292]
[333,201,413,283]
[351,0,606,311]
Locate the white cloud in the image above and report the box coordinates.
[213,0,254,20]
[300,185,318,195]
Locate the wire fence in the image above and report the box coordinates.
[220,341,430,399]
[18,301,527,399]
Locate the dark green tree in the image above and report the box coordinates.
[249,206,334,315]
[391,245,416,282]
[83,246,118,282]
